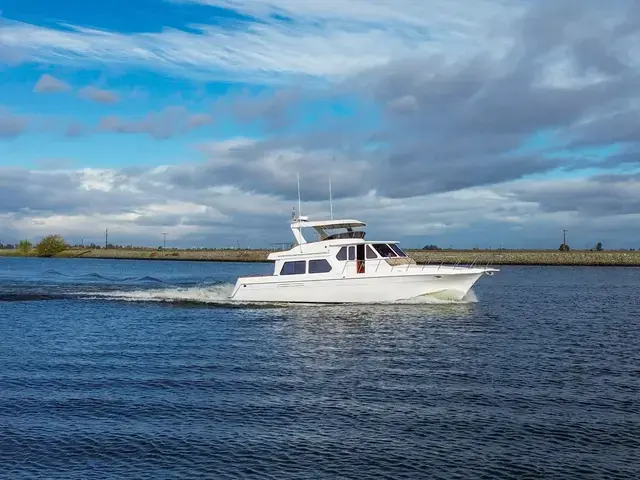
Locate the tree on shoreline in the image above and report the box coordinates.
[18,239,32,254]
[35,234,67,257]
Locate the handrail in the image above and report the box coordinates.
[336,257,485,276]
[338,258,390,276]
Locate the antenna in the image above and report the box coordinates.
[297,172,302,222]
[329,178,333,220]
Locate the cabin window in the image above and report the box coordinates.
[336,246,356,261]
[366,245,377,259]
[309,259,332,273]
[389,244,407,257]
[280,260,306,275]
[372,243,398,258]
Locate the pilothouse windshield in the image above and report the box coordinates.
[372,243,407,258]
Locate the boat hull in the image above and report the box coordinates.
[230,270,489,304]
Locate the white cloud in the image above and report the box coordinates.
[175,0,519,31]
[0,0,522,82]
[3,161,639,249]
[78,168,118,192]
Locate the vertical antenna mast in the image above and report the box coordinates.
[329,178,333,220]
[297,173,302,222]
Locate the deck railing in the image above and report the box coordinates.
[337,257,493,276]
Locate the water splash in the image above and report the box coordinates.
[80,283,236,304]
[391,288,479,304]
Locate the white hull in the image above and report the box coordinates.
[230,267,490,304]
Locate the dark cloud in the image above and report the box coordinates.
[0,108,27,138]
[160,140,371,202]
[66,122,86,137]
[350,0,640,192]
[212,86,304,131]
[34,158,77,170]
[509,174,640,217]
[152,0,640,204]
[78,86,119,104]
[0,168,146,216]
[132,215,185,228]
[33,74,71,93]
[98,106,213,139]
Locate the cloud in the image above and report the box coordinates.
[164,140,373,202]
[2,162,640,248]
[509,174,640,217]
[149,0,639,205]
[176,0,519,33]
[33,73,71,93]
[65,122,86,138]
[0,167,141,216]
[0,1,522,82]
[97,106,213,139]
[78,86,119,104]
[0,107,27,138]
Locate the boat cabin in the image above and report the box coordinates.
[266,217,415,277]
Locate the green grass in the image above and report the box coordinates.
[2,247,640,266]
[0,249,35,257]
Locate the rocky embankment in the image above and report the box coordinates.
[408,249,640,266]
[36,248,640,266]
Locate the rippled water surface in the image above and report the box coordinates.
[0,257,638,479]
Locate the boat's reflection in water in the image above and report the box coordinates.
[248,291,482,339]
[243,295,489,388]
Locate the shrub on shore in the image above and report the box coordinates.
[18,239,32,254]
[35,234,68,257]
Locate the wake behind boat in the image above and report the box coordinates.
[230,213,498,304]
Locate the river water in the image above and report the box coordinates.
[0,257,638,479]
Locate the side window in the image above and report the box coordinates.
[280,260,306,275]
[336,246,357,261]
[373,243,398,258]
[309,259,332,273]
[389,244,407,257]
[366,245,377,259]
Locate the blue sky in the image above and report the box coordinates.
[1,0,639,249]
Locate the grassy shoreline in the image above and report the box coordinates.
[2,247,640,266]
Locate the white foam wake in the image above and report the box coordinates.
[82,283,235,304]
[391,288,479,304]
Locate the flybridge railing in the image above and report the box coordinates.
[337,256,494,275]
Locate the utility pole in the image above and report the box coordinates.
[105,228,108,249]
[161,232,168,249]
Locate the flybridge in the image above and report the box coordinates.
[290,217,367,245]
[289,173,367,245]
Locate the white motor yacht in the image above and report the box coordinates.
[230,214,498,304]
